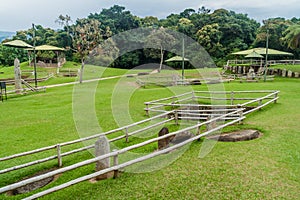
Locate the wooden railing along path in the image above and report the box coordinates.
[0,90,279,199]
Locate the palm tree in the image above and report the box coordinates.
[282,24,300,49]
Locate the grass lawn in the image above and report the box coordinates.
[0,68,299,199]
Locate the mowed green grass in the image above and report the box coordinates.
[0,69,299,199]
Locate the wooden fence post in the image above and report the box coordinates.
[274,93,278,103]
[113,150,119,179]
[125,127,129,143]
[192,91,195,101]
[237,105,243,124]
[56,144,62,168]
[196,122,201,135]
[230,91,234,105]
[196,122,201,141]
[175,111,179,125]
[258,99,262,110]
[145,103,149,116]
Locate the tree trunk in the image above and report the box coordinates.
[159,45,164,72]
[79,58,84,83]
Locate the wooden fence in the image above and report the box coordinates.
[0,111,173,175]
[0,90,279,199]
[144,90,279,117]
[0,109,245,199]
[226,59,300,66]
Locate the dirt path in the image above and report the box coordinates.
[44,74,136,89]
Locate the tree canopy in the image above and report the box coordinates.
[1,5,300,67]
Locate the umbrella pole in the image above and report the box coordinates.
[264,28,269,82]
[182,37,185,82]
[32,24,38,88]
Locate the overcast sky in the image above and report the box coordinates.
[0,0,299,32]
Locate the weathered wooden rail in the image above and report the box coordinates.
[226,59,300,66]
[145,90,279,117]
[0,109,245,199]
[0,90,279,199]
[0,112,173,175]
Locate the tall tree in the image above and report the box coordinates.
[144,27,176,71]
[55,14,72,34]
[282,24,300,49]
[70,18,103,83]
[88,5,139,34]
[196,23,224,58]
[253,18,291,51]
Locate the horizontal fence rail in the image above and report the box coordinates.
[0,109,245,196]
[145,90,279,115]
[0,111,174,175]
[226,59,300,66]
[0,90,279,199]
[23,115,246,200]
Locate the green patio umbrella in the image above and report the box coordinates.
[3,40,33,48]
[244,51,264,66]
[245,51,263,58]
[232,47,293,56]
[165,56,189,62]
[165,56,189,81]
[27,44,65,51]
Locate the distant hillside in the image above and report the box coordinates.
[0,31,15,42]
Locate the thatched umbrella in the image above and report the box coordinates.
[245,51,263,58]
[165,56,189,79]
[165,56,189,62]
[3,40,33,92]
[245,51,264,66]
[3,40,33,48]
[232,47,293,56]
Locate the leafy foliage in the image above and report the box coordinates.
[144,27,176,70]
[69,18,103,82]
[0,44,27,66]
[282,24,300,49]
[1,5,300,69]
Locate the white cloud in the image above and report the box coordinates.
[0,0,299,31]
[202,0,300,22]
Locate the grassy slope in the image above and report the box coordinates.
[0,71,299,199]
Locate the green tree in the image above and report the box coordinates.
[55,14,72,34]
[144,27,176,71]
[88,5,139,34]
[87,37,119,66]
[177,18,195,36]
[0,44,27,66]
[253,18,291,51]
[70,18,103,83]
[282,24,300,49]
[140,16,159,27]
[196,23,224,58]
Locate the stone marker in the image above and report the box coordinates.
[207,129,261,142]
[158,127,174,150]
[95,136,112,180]
[282,69,287,77]
[287,70,293,78]
[14,58,22,94]
[170,131,194,145]
[238,66,242,74]
[294,72,299,78]
[206,115,217,131]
